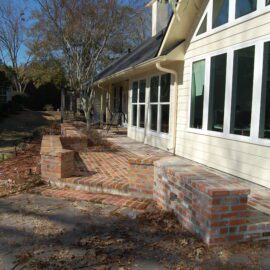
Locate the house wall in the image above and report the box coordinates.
[175,6,270,187]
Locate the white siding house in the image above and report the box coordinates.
[95,0,270,188]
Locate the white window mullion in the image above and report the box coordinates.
[229,0,236,22]
[157,77,161,133]
[258,0,265,11]
[145,78,150,134]
[250,42,264,141]
[202,57,210,130]
[223,50,234,136]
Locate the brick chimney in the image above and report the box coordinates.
[151,0,169,36]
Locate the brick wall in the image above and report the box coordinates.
[154,157,251,246]
[40,136,74,181]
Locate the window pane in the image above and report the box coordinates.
[212,0,229,28]
[197,15,207,36]
[208,53,227,132]
[161,105,170,133]
[132,81,138,103]
[190,60,205,129]
[150,105,158,131]
[231,46,255,136]
[139,105,145,128]
[132,105,137,126]
[150,76,159,102]
[236,0,257,18]
[160,74,171,102]
[260,42,270,139]
[139,80,146,103]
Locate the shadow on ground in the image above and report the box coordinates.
[0,111,58,149]
[0,192,269,270]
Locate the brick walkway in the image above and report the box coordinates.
[55,132,171,196]
[59,147,134,194]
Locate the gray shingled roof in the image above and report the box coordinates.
[96,29,167,82]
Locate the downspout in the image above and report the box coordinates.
[156,61,178,155]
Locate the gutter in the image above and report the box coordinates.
[95,56,166,86]
[156,60,178,156]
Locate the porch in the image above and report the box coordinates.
[41,124,270,246]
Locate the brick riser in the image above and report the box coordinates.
[245,224,270,241]
[48,178,131,197]
[40,188,152,210]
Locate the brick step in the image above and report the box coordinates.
[49,176,130,197]
[244,205,270,241]
[245,222,270,241]
[40,188,152,210]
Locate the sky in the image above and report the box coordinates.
[17,0,40,64]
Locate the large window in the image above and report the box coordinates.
[190,60,205,129]
[160,74,171,133]
[197,15,207,36]
[150,76,159,131]
[235,0,257,18]
[194,0,267,40]
[260,42,270,139]
[190,41,270,144]
[208,53,227,132]
[212,0,229,28]
[230,46,255,136]
[150,74,171,134]
[132,80,146,128]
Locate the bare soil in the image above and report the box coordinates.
[0,192,269,270]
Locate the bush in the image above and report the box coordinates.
[43,104,54,111]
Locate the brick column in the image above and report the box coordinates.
[154,157,251,246]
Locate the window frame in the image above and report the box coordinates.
[149,74,171,135]
[192,0,270,42]
[138,79,146,129]
[188,34,270,147]
[130,73,171,139]
[131,81,139,127]
[131,79,146,129]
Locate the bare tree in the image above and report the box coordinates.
[0,1,31,93]
[32,0,148,128]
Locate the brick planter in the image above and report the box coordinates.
[154,157,251,246]
[60,123,88,151]
[41,136,74,181]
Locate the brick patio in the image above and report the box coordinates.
[40,125,270,246]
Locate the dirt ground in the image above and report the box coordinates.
[0,190,269,270]
[0,110,60,196]
[0,112,270,269]
[0,110,60,154]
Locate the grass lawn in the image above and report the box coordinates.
[0,110,60,157]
